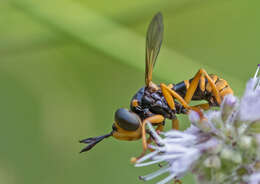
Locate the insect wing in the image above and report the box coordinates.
[145,12,164,86]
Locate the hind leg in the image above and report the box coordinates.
[184,69,221,105]
[172,118,179,130]
[191,103,210,111]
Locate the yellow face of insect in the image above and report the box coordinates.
[112,123,142,141]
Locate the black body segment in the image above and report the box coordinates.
[130,87,186,121]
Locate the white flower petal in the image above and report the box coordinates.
[135,150,160,164]
[249,172,260,184]
[162,130,196,139]
[139,167,170,181]
[135,159,164,167]
[254,65,260,79]
[156,174,176,184]
[153,154,183,161]
[239,70,260,122]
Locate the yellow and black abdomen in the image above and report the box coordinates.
[205,74,233,103]
[173,74,233,106]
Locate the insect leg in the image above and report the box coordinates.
[160,83,191,110]
[172,118,179,130]
[191,103,210,110]
[161,83,176,110]
[161,83,196,130]
[184,69,221,105]
[131,115,164,163]
[161,83,209,113]
[199,73,206,92]
[155,124,164,132]
[142,115,164,152]
[146,125,164,151]
[174,179,182,184]
[185,74,210,111]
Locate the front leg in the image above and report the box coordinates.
[131,115,164,163]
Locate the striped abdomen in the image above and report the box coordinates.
[173,74,233,106]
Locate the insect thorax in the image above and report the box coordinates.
[130,86,184,121]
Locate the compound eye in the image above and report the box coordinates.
[114,108,141,131]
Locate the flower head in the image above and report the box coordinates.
[135,65,260,184]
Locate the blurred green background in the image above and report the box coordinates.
[1,0,259,183]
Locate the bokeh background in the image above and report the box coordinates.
[1,0,260,183]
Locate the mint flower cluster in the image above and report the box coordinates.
[135,66,260,184]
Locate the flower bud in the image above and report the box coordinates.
[254,161,260,171]
[209,111,223,129]
[220,148,242,163]
[237,123,249,136]
[221,94,237,122]
[239,135,252,149]
[248,120,260,133]
[203,155,221,169]
[232,152,242,164]
[220,147,233,160]
[215,172,225,183]
[207,141,222,155]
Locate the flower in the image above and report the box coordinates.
[135,65,260,184]
[239,64,260,122]
[136,123,202,183]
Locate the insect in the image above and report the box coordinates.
[79,12,233,160]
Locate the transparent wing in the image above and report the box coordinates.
[145,12,164,86]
